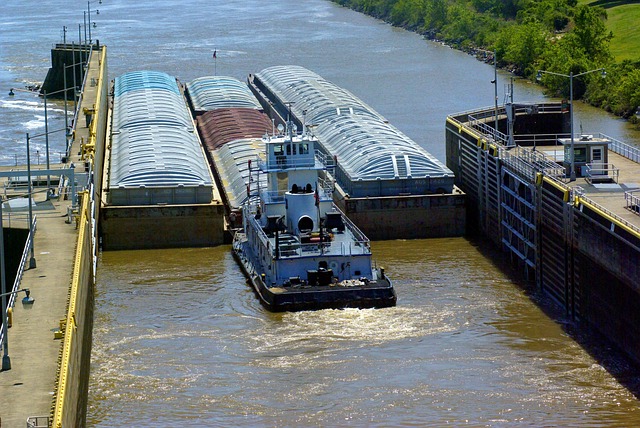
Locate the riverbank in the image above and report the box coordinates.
[331,0,640,125]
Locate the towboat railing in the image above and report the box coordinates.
[244,209,371,260]
[260,185,333,204]
[314,149,335,170]
[261,190,286,204]
[280,240,371,258]
[339,207,369,243]
[288,240,371,257]
[318,176,334,196]
[258,148,335,172]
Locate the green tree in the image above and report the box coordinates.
[611,67,640,117]
[495,22,549,75]
[424,0,448,32]
[535,37,604,100]
[390,0,426,29]
[569,5,613,63]
[517,0,573,31]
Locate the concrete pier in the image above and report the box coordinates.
[0,177,78,426]
[0,44,105,427]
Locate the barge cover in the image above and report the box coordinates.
[251,66,455,198]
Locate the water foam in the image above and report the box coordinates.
[22,115,45,130]
[0,98,42,113]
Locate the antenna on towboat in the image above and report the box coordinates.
[302,109,307,136]
[284,102,295,138]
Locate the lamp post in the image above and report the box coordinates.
[0,199,7,369]
[83,11,88,46]
[25,133,37,270]
[492,51,498,137]
[536,68,606,181]
[10,85,72,191]
[87,1,101,45]
[87,2,92,44]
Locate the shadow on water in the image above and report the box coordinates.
[464,234,640,400]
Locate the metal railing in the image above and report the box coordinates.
[512,133,570,148]
[498,145,565,181]
[0,209,30,228]
[279,239,371,258]
[0,215,36,349]
[2,152,69,167]
[625,189,640,216]
[244,204,371,261]
[579,195,640,237]
[600,133,640,163]
[585,163,619,183]
[27,415,50,428]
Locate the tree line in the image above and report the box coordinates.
[332,0,640,121]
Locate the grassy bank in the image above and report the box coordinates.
[580,0,640,62]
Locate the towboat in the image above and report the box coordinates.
[232,120,396,312]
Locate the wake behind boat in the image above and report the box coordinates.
[232,119,396,312]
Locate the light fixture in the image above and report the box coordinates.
[534,67,606,182]
[22,289,35,304]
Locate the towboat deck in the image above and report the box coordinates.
[264,211,372,260]
[232,231,394,312]
[271,231,370,259]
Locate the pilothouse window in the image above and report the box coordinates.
[300,143,309,154]
[285,144,297,155]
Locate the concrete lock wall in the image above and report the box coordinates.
[572,199,640,362]
[90,47,109,198]
[445,109,640,366]
[41,44,91,99]
[51,46,109,428]
[51,190,95,427]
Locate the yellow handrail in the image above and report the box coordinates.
[51,190,89,427]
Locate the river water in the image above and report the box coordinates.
[2,0,640,426]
